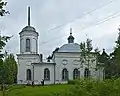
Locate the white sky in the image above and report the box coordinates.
[1,0,120,59]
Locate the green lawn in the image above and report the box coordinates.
[0,84,73,96]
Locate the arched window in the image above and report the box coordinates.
[73,68,79,79]
[27,69,31,80]
[26,38,30,52]
[84,68,90,78]
[62,68,68,81]
[44,68,50,80]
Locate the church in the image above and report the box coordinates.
[17,7,104,85]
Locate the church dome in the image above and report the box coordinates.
[58,43,81,52]
[57,28,81,53]
[22,26,36,32]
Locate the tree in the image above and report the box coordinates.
[0,0,12,84]
[3,54,17,84]
[109,28,120,78]
[0,0,9,16]
[0,0,10,58]
[114,31,120,66]
[0,1,12,96]
[94,47,100,65]
[86,38,93,53]
[98,49,111,79]
[80,38,93,78]
[0,58,4,83]
[94,47,101,65]
[94,47,100,55]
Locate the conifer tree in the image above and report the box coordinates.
[99,49,110,79]
[109,28,120,78]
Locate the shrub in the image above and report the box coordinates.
[68,79,82,85]
[56,78,120,96]
[68,80,76,85]
[4,78,120,96]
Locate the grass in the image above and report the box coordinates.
[0,84,73,96]
[1,79,120,96]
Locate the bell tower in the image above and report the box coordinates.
[19,6,39,54]
[17,6,40,84]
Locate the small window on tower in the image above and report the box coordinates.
[26,38,30,52]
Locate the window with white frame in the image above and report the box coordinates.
[73,68,79,79]
[62,68,68,81]
[84,68,90,78]
[44,68,50,80]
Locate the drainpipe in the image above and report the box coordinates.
[54,63,56,84]
[31,63,34,84]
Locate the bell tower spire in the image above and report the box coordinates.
[28,6,30,26]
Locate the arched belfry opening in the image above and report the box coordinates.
[26,38,30,52]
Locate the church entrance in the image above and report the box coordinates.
[26,69,32,80]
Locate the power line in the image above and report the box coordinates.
[46,0,118,33]
[40,0,118,44]
[40,11,120,45]
[76,12,120,31]
[40,12,120,45]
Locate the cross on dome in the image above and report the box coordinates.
[70,28,72,35]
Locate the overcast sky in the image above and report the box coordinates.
[1,0,120,59]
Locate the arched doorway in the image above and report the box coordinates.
[26,69,31,80]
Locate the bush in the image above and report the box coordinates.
[68,80,76,85]
[68,79,81,85]
[55,78,120,96]
[4,78,120,96]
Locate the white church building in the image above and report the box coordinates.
[17,7,104,85]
